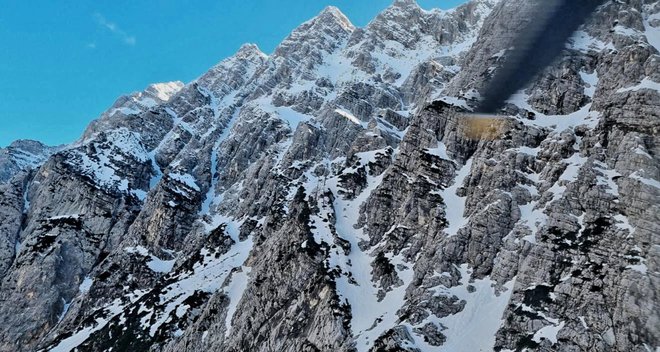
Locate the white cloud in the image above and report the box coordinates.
[93,13,136,46]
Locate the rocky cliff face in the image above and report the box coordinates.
[0,0,658,351]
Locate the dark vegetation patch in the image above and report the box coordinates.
[522,284,554,309]
[29,233,58,253]
[338,166,367,200]
[516,334,541,350]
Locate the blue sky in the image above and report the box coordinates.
[0,0,467,147]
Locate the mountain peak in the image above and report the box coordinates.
[371,0,425,27]
[0,139,57,183]
[211,43,267,70]
[7,139,50,151]
[388,0,423,13]
[392,0,418,7]
[272,5,355,59]
[236,43,267,59]
[312,6,355,32]
[145,81,184,101]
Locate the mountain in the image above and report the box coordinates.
[0,140,60,184]
[0,0,658,351]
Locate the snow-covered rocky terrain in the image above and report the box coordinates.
[0,0,658,351]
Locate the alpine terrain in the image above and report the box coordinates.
[0,0,658,351]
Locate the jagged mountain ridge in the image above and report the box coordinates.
[0,0,658,351]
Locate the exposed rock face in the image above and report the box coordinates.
[0,0,658,351]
